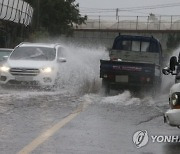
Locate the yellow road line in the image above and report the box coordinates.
[17,99,90,154]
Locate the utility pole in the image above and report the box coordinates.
[116,8,119,20]
[37,0,40,30]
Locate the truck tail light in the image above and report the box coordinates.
[107,74,115,79]
[140,77,151,83]
[103,74,114,80]
[140,77,145,82]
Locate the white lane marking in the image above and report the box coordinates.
[17,98,90,154]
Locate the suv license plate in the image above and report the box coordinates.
[15,76,33,81]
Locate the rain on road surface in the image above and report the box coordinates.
[0,45,179,154]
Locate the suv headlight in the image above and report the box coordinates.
[0,65,10,72]
[170,93,180,108]
[41,67,52,73]
[172,94,178,106]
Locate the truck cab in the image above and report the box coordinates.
[110,35,162,64]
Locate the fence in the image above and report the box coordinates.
[0,0,33,26]
[77,15,180,30]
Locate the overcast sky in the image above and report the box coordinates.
[76,0,180,17]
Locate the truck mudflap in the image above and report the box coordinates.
[100,60,158,89]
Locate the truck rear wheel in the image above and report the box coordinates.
[102,79,110,95]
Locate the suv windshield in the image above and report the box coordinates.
[10,46,56,61]
[0,50,12,61]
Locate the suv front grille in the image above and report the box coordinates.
[10,68,40,76]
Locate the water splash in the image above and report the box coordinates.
[101,91,141,105]
[56,44,108,94]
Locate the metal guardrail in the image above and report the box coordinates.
[77,15,180,30]
[0,0,33,26]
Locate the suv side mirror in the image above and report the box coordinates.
[3,56,8,61]
[162,67,170,75]
[58,57,66,63]
[170,56,178,71]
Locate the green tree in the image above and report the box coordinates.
[24,0,87,36]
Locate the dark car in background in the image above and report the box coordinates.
[0,48,13,65]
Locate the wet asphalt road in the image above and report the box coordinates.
[0,87,180,154]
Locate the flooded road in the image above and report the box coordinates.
[0,87,178,154]
[0,45,179,154]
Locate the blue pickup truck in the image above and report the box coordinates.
[100,34,163,94]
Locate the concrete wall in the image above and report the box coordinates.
[69,30,179,51]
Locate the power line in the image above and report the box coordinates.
[80,2,180,10]
[120,2,180,11]
[80,2,180,14]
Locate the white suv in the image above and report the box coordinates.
[0,43,66,87]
